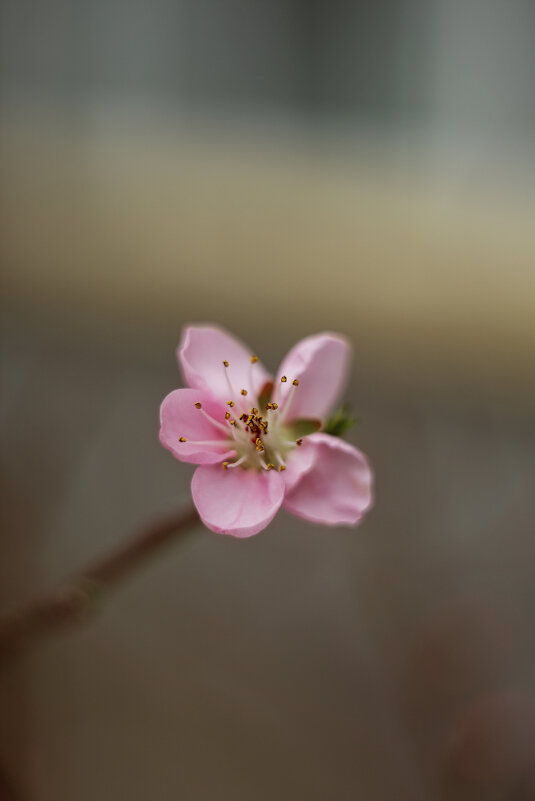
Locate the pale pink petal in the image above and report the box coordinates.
[159,388,235,465]
[276,333,351,421]
[191,465,285,537]
[281,440,317,493]
[178,324,272,402]
[283,433,373,526]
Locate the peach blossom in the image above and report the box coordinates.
[160,324,373,537]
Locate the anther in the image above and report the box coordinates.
[292,378,299,386]
[240,389,248,396]
[230,419,238,427]
[179,437,187,442]
[251,407,258,415]
[222,461,229,470]
[222,360,229,367]
[271,402,278,410]
[266,463,275,470]
[250,355,258,363]
[279,464,286,471]
[224,411,231,420]
[227,400,235,407]
[194,402,202,409]
[296,438,303,446]
[281,376,287,383]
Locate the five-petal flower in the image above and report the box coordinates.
[160,324,373,537]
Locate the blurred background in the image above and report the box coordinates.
[1,1,534,799]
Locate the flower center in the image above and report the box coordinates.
[182,357,304,472]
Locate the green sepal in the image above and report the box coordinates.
[323,405,359,437]
[286,418,322,439]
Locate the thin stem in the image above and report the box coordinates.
[0,505,200,662]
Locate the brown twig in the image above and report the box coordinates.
[0,505,200,661]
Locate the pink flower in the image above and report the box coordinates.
[160,324,374,537]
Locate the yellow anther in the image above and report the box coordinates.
[222,360,229,367]
[251,407,258,415]
[281,376,287,383]
[227,400,235,407]
[179,437,187,442]
[194,402,202,409]
[271,402,278,410]
[224,411,231,420]
[292,378,299,386]
[250,355,258,363]
[240,388,248,396]
[222,461,229,470]
[230,419,238,427]
[296,438,303,446]
[279,464,286,471]
[266,463,275,470]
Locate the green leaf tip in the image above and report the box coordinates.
[323,404,359,437]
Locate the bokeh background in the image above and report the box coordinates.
[1,1,534,799]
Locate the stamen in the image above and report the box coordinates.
[194,401,202,409]
[278,377,300,423]
[240,389,248,396]
[227,400,235,407]
[226,455,248,469]
[247,358,260,409]
[225,411,231,420]
[222,461,229,470]
[296,438,303,446]
[179,437,187,442]
[179,438,233,447]
[222,360,238,401]
[281,376,287,383]
[273,450,286,470]
[197,407,232,435]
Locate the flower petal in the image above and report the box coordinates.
[281,439,317,493]
[276,333,351,421]
[178,324,272,402]
[191,464,285,537]
[159,388,235,465]
[283,433,373,526]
